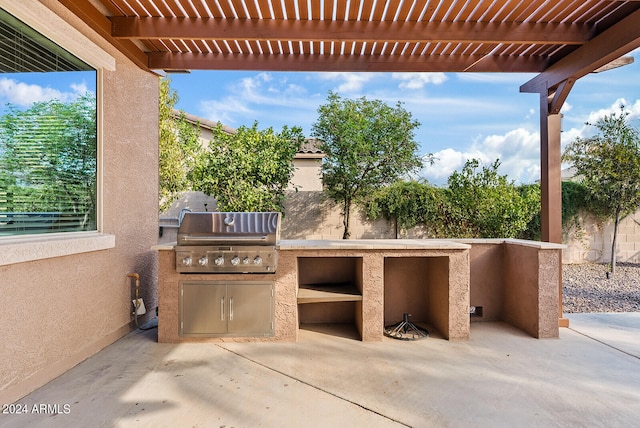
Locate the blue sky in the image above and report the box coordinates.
[1,54,638,186]
[168,49,640,185]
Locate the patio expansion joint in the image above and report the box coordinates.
[568,327,640,361]
[215,344,413,428]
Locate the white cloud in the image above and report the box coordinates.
[422,128,541,185]
[422,98,640,186]
[199,72,317,126]
[525,108,536,119]
[199,97,254,125]
[0,78,83,106]
[392,72,448,89]
[316,72,374,93]
[560,98,640,147]
[457,73,537,84]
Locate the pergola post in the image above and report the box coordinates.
[539,93,563,244]
[539,91,569,328]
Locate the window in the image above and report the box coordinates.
[0,9,97,237]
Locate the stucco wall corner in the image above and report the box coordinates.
[361,252,384,341]
[448,251,471,340]
[537,249,561,339]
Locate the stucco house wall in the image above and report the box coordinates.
[0,1,159,404]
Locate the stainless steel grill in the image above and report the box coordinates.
[175,212,280,274]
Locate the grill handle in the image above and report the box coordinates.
[221,298,225,321]
[180,235,268,242]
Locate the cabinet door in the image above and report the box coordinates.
[180,282,227,336]
[227,283,274,336]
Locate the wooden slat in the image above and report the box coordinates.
[270,0,285,19]
[298,0,310,20]
[323,0,334,21]
[443,0,466,22]
[396,0,418,21]
[347,0,360,20]
[527,1,560,23]
[242,0,260,18]
[507,1,541,22]
[254,0,270,18]
[217,0,235,18]
[382,0,402,21]
[188,0,212,18]
[150,0,176,16]
[370,0,387,20]
[334,0,349,21]
[455,0,481,22]
[107,0,140,15]
[283,0,297,20]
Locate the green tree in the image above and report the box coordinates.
[312,92,425,239]
[192,122,303,213]
[366,164,539,240]
[365,180,445,238]
[0,94,97,230]
[446,159,540,238]
[159,77,201,211]
[562,107,640,276]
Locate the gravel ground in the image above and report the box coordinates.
[563,262,640,313]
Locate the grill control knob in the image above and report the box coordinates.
[198,256,208,266]
[214,256,224,266]
[231,256,240,266]
[242,257,250,265]
[253,256,263,265]
[182,256,192,266]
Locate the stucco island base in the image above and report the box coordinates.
[156,239,563,342]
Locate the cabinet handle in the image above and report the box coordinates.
[221,298,225,321]
[229,297,234,321]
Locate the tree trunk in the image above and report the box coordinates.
[610,206,622,277]
[342,198,351,239]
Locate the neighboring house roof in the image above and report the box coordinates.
[562,167,578,181]
[173,109,236,135]
[172,109,324,158]
[298,138,325,159]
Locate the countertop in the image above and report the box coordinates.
[153,239,471,251]
[153,239,564,251]
[277,239,471,250]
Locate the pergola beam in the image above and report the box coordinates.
[59,0,149,70]
[521,8,640,94]
[111,17,591,45]
[148,51,548,73]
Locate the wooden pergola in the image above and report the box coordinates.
[63,0,640,323]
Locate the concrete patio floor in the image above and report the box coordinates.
[1,314,639,427]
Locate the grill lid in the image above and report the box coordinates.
[177,212,280,246]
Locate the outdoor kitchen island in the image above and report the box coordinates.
[156,239,473,343]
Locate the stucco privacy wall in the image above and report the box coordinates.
[281,191,397,240]
[0,1,159,404]
[563,209,640,264]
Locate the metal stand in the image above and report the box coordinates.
[384,313,429,340]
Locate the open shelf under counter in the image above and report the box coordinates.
[297,283,363,304]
